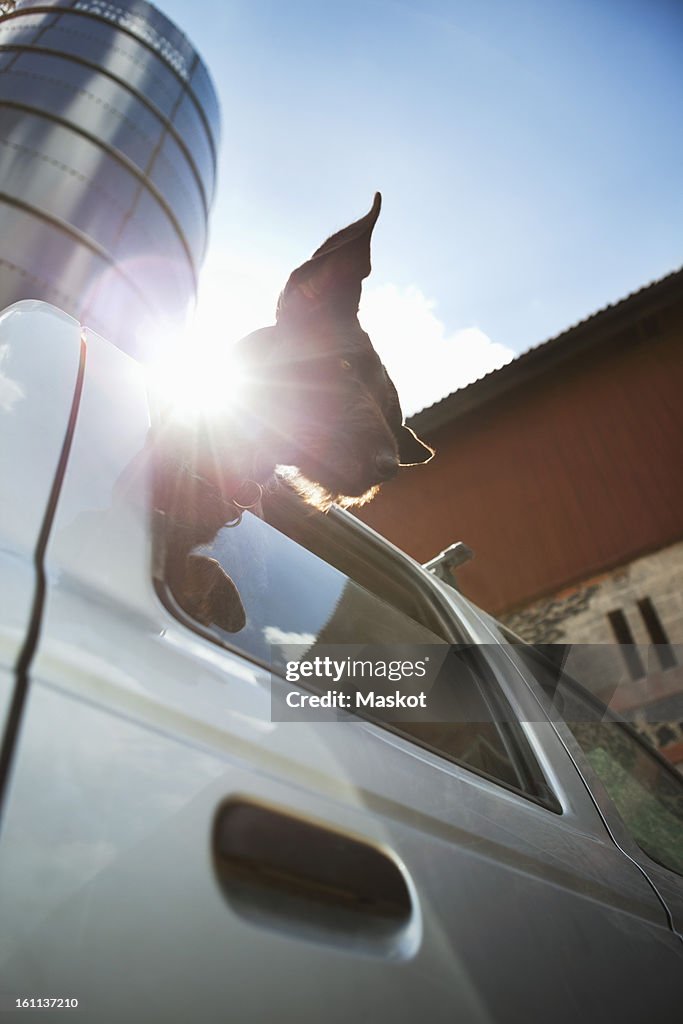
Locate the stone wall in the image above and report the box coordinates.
[502,539,683,645]
[502,540,683,768]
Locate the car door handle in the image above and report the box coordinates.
[212,799,413,944]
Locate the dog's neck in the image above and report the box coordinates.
[180,415,275,501]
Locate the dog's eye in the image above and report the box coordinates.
[340,359,353,371]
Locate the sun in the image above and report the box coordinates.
[144,313,252,425]
[143,249,280,423]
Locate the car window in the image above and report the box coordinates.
[156,484,556,807]
[212,511,445,661]
[571,720,683,875]
[510,644,683,875]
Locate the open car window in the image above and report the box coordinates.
[155,483,557,809]
[156,482,457,669]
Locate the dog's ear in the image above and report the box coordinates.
[277,193,382,320]
[397,424,434,466]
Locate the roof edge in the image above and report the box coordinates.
[408,266,683,436]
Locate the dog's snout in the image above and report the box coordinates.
[374,451,399,481]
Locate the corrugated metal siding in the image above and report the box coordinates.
[358,316,683,615]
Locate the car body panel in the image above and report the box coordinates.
[0,300,82,736]
[0,303,681,1021]
[462,598,683,937]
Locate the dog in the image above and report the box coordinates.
[152,194,433,632]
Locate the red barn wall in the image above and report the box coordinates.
[358,312,683,615]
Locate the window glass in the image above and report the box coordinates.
[572,720,683,875]
[511,644,683,874]
[188,61,220,139]
[157,486,553,804]
[9,50,159,163]
[194,506,445,666]
[121,188,192,265]
[173,94,215,197]
[38,19,184,116]
[148,136,205,253]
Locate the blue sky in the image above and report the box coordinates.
[157,0,683,414]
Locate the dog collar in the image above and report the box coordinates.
[223,478,264,527]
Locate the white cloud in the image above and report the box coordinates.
[359,284,514,416]
[263,626,317,649]
[187,252,514,419]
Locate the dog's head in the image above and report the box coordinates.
[242,194,433,507]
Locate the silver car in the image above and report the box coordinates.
[0,300,681,1023]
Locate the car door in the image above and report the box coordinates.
[0,316,681,1022]
[476,620,683,938]
[0,300,83,749]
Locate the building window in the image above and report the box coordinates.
[607,609,645,679]
[637,597,676,670]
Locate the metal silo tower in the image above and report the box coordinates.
[0,0,220,358]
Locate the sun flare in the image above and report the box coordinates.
[146,321,250,423]
[144,255,279,423]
